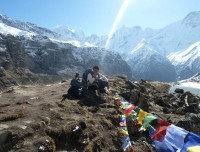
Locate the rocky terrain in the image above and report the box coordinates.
[0,76,200,152]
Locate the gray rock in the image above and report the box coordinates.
[174,88,184,93]
[0,130,12,145]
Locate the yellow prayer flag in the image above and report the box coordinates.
[187,146,200,152]
[118,128,129,135]
[138,109,148,125]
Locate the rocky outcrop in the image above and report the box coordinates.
[111,77,200,119]
[0,34,25,70]
[176,113,200,134]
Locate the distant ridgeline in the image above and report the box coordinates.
[1,12,200,83]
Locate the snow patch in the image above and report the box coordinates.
[168,41,200,65]
[0,22,35,37]
[84,42,96,47]
[170,81,200,96]
[180,82,200,89]
[66,40,81,47]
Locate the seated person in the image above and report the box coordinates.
[82,66,109,98]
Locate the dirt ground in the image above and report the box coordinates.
[0,77,199,152]
[0,80,123,152]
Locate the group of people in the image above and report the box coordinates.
[67,65,109,100]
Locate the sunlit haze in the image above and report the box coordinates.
[105,0,132,48]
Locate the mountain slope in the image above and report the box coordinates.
[84,11,200,57]
[127,41,177,82]
[83,11,200,81]
[0,14,132,90]
[1,11,200,82]
[0,14,63,39]
[51,12,200,57]
[149,11,200,56]
[53,25,85,41]
[168,41,200,80]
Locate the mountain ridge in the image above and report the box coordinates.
[0,14,132,90]
[1,11,200,82]
[127,41,177,82]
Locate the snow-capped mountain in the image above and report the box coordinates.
[85,34,107,48]
[0,14,63,39]
[0,14,132,87]
[104,26,144,57]
[51,11,200,57]
[0,14,99,48]
[84,26,157,58]
[126,41,176,82]
[168,41,200,80]
[52,25,108,48]
[53,25,85,41]
[189,73,200,83]
[0,22,34,38]
[84,11,200,81]
[85,11,200,57]
[1,11,200,82]
[148,11,200,56]
[51,11,200,81]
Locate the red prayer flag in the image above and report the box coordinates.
[151,120,170,141]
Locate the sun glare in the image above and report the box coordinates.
[105,0,132,49]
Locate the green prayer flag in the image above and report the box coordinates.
[142,115,158,129]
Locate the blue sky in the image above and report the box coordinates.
[0,0,200,36]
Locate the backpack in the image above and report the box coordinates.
[68,73,85,99]
[68,86,83,99]
[82,69,92,87]
[70,78,81,87]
